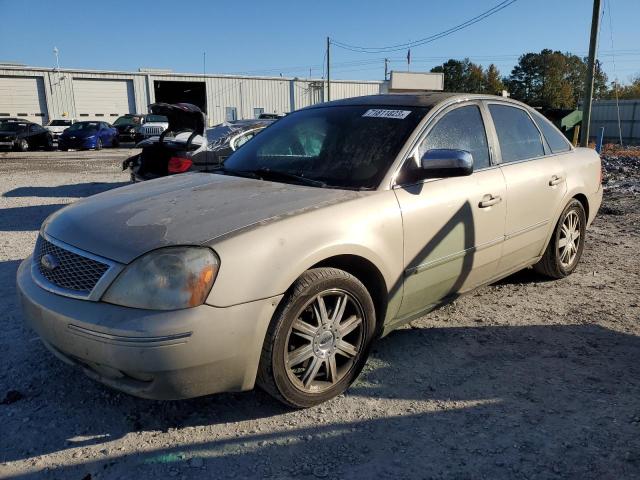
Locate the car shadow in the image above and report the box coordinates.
[3,323,639,479]
[0,259,22,314]
[3,182,129,199]
[0,204,68,231]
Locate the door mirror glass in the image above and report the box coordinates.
[420,149,474,178]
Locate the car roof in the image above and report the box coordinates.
[305,92,527,110]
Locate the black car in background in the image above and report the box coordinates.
[124,111,273,181]
[113,114,144,143]
[0,121,53,151]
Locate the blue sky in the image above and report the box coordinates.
[0,0,638,84]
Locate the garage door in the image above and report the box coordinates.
[73,78,135,121]
[0,76,48,124]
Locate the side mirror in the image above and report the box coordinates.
[420,149,474,178]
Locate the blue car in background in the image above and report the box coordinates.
[58,121,119,150]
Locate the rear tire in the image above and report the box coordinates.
[257,268,376,408]
[534,199,586,279]
[112,137,120,148]
[17,139,29,152]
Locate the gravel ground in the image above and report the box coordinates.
[0,148,639,480]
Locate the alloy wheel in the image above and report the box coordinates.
[284,289,365,393]
[558,210,581,268]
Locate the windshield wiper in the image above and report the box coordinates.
[252,168,327,187]
[212,166,326,187]
[211,166,260,179]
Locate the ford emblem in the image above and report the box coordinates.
[41,254,60,272]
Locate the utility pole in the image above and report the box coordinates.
[384,58,389,80]
[326,37,331,102]
[580,0,602,147]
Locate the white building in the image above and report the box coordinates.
[0,64,384,126]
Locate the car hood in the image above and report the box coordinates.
[114,124,137,132]
[140,122,168,129]
[149,102,205,134]
[42,173,359,264]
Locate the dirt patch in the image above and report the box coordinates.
[0,149,639,479]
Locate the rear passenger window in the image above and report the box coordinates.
[418,105,490,169]
[489,104,545,163]
[531,110,572,153]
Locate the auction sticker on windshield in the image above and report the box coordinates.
[362,109,412,119]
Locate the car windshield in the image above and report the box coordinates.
[0,123,28,132]
[223,105,428,189]
[67,122,99,133]
[114,116,140,126]
[48,120,72,126]
[145,115,168,123]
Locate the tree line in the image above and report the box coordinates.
[429,48,639,110]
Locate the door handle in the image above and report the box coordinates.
[479,194,502,208]
[549,175,564,186]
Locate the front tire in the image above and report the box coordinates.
[534,199,586,279]
[95,138,103,150]
[257,268,376,408]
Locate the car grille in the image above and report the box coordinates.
[142,126,164,136]
[34,236,110,294]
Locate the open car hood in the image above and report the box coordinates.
[149,102,205,135]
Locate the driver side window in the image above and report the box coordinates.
[418,105,491,169]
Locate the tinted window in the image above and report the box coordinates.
[418,105,490,169]
[489,104,544,163]
[531,110,571,154]
[225,105,428,189]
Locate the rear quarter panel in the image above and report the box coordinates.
[541,147,602,253]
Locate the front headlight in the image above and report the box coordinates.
[102,247,219,310]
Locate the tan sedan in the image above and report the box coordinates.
[17,93,602,407]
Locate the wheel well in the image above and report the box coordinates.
[311,255,388,336]
[573,193,589,220]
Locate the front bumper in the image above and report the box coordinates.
[17,257,281,400]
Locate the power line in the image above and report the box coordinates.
[331,0,518,53]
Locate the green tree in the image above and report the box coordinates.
[506,49,608,109]
[430,58,492,93]
[484,64,505,94]
[605,75,640,100]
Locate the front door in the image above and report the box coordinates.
[394,103,507,320]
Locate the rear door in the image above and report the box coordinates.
[393,102,507,321]
[486,102,567,274]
